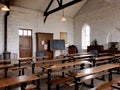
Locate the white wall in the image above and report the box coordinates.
[0,5,74,57]
[74,0,120,52]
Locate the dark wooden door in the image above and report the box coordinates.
[19,36,32,58]
[36,32,53,59]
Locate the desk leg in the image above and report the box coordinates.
[32,63,35,74]
[48,69,52,90]
[4,68,8,78]
[19,60,21,76]
[74,78,79,90]
[22,68,25,75]
[108,69,112,81]
[93,60,96,67]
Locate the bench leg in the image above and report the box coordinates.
[48,69,52,90]
[4,68,8,78]
[37,79,41,90]
[90,79,94,88]
[21,82,27,90]
[5,87,10,90]
[19,70,21,76]
[56,84,60,90]
[22,68,25,75]
[74,78,79,90]
[108,70,112,81]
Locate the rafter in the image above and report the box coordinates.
[44,0,54,15]
[57,0,62,6]
[44,0,82,23]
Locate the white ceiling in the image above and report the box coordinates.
[10,0,88,18]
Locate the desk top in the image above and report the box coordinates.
[0,74,39,88]
[38,61,91,70]
[0,64,14,69]
[73,54,94,59]
[94,56,113,61]
[68,64,120,78]
[33,57,69,64]
[0,56,49,63]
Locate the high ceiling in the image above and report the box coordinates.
[7,0,88,18]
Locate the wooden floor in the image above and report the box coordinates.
[4,73,120,90]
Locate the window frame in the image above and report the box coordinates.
[81,24,90,50]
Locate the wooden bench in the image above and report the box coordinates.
[0,74,40,90]
[65,71,109,87]
[10,66,28,75]
[50,76,73,90]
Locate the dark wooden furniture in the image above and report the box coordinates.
[0,74,40,90]
[66,64,119,90]
[36,32,53,59]
[87,45,104,52]
[92,56,113,66]
[103,50,120,54]
[37,60,91,90]
[68,45,78,54]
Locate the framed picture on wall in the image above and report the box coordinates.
[60,32,67,44]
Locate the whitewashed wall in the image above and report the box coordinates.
[74,0,120,52]
[0,5,73,57]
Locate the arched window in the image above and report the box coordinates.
[82,24,90,49]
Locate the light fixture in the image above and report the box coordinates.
[1,5,10,11]
[61,9,66,21]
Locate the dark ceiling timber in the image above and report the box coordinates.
[44,0,82,22]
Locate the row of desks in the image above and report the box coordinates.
[0,53,120,90]
[67,64,120,90]
[0,74,40,90]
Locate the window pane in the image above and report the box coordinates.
[28,31,31,36]
[24,30,27,36]
[82,24,90,49]
[19,30,23,35]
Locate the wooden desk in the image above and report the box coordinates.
[38,61,91,70]
[97,78,120,90]
[67,64,120,90]
[38,60,91,90]
[0,56,49,76]
[0,74,40,90]
[0,64,14,78]
[73,54,94,59]
[92,56,113,66]
[33,57,69,64]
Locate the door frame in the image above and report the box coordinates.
[19,28,33,58]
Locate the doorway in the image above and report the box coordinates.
[19,29,32,58]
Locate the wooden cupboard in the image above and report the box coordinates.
[36,32,53,59]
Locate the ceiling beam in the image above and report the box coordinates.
[44,0,54,14]
[57,0,62,6]
[44,0,82,22]
[44,0,82,16]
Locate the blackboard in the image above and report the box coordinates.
[50,40,65,51]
